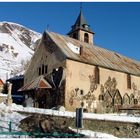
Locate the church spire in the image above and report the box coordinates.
[68,9,93,35]
[67,8,94,45]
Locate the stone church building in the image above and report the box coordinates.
[21,10,140,113]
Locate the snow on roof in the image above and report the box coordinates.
[7,75,24,81]
[67,42,80,54]
[0,93,7,97]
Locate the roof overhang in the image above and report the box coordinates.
[18,75,52,92]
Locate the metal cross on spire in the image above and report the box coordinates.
[47,24,50,31]
[80,2,83,11]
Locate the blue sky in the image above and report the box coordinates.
[0,2,140,61]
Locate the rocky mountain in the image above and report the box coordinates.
[0,21,41,82]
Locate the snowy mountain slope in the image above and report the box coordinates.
[0,22,41,81]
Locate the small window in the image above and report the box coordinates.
[45,65,48,74]
[127,74,131,89]
[95,66,100,84]
[38,67,41,75]
[42,65,44,74]
[84,33,89,43]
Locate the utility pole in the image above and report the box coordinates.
[7,82,13,106]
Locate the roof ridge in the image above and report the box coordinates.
[48,31,140,62]
[45,31,140,76]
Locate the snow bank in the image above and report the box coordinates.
[0,102,118,138]
[83,112,140,123]
[1,102,140,124]
[1,103,140,138]
[1,103,139,123]
[0,103,26,130]
[0,93,7,97]
[0,103,27,138]
[69,127,117,138]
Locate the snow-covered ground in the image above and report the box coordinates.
[0,103,27,138]
[69,127,117,138]
[2,102,140,123]
[0,102,118,138]
[1,102,140,138]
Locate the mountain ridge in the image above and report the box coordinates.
[0,21,41,82]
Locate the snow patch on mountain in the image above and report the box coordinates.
[0,21,41,82]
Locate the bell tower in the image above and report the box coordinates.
[67,9,94,45]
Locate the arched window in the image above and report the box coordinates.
[95,66,100,84]
[84,33,89,43]
[127,74,131,89]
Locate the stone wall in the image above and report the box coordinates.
[20,113,140,138]
[83,119,140,138]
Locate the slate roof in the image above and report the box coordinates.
[67,10,94,35]
[46,31,140,76]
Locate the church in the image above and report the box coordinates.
[20,10,140,113]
